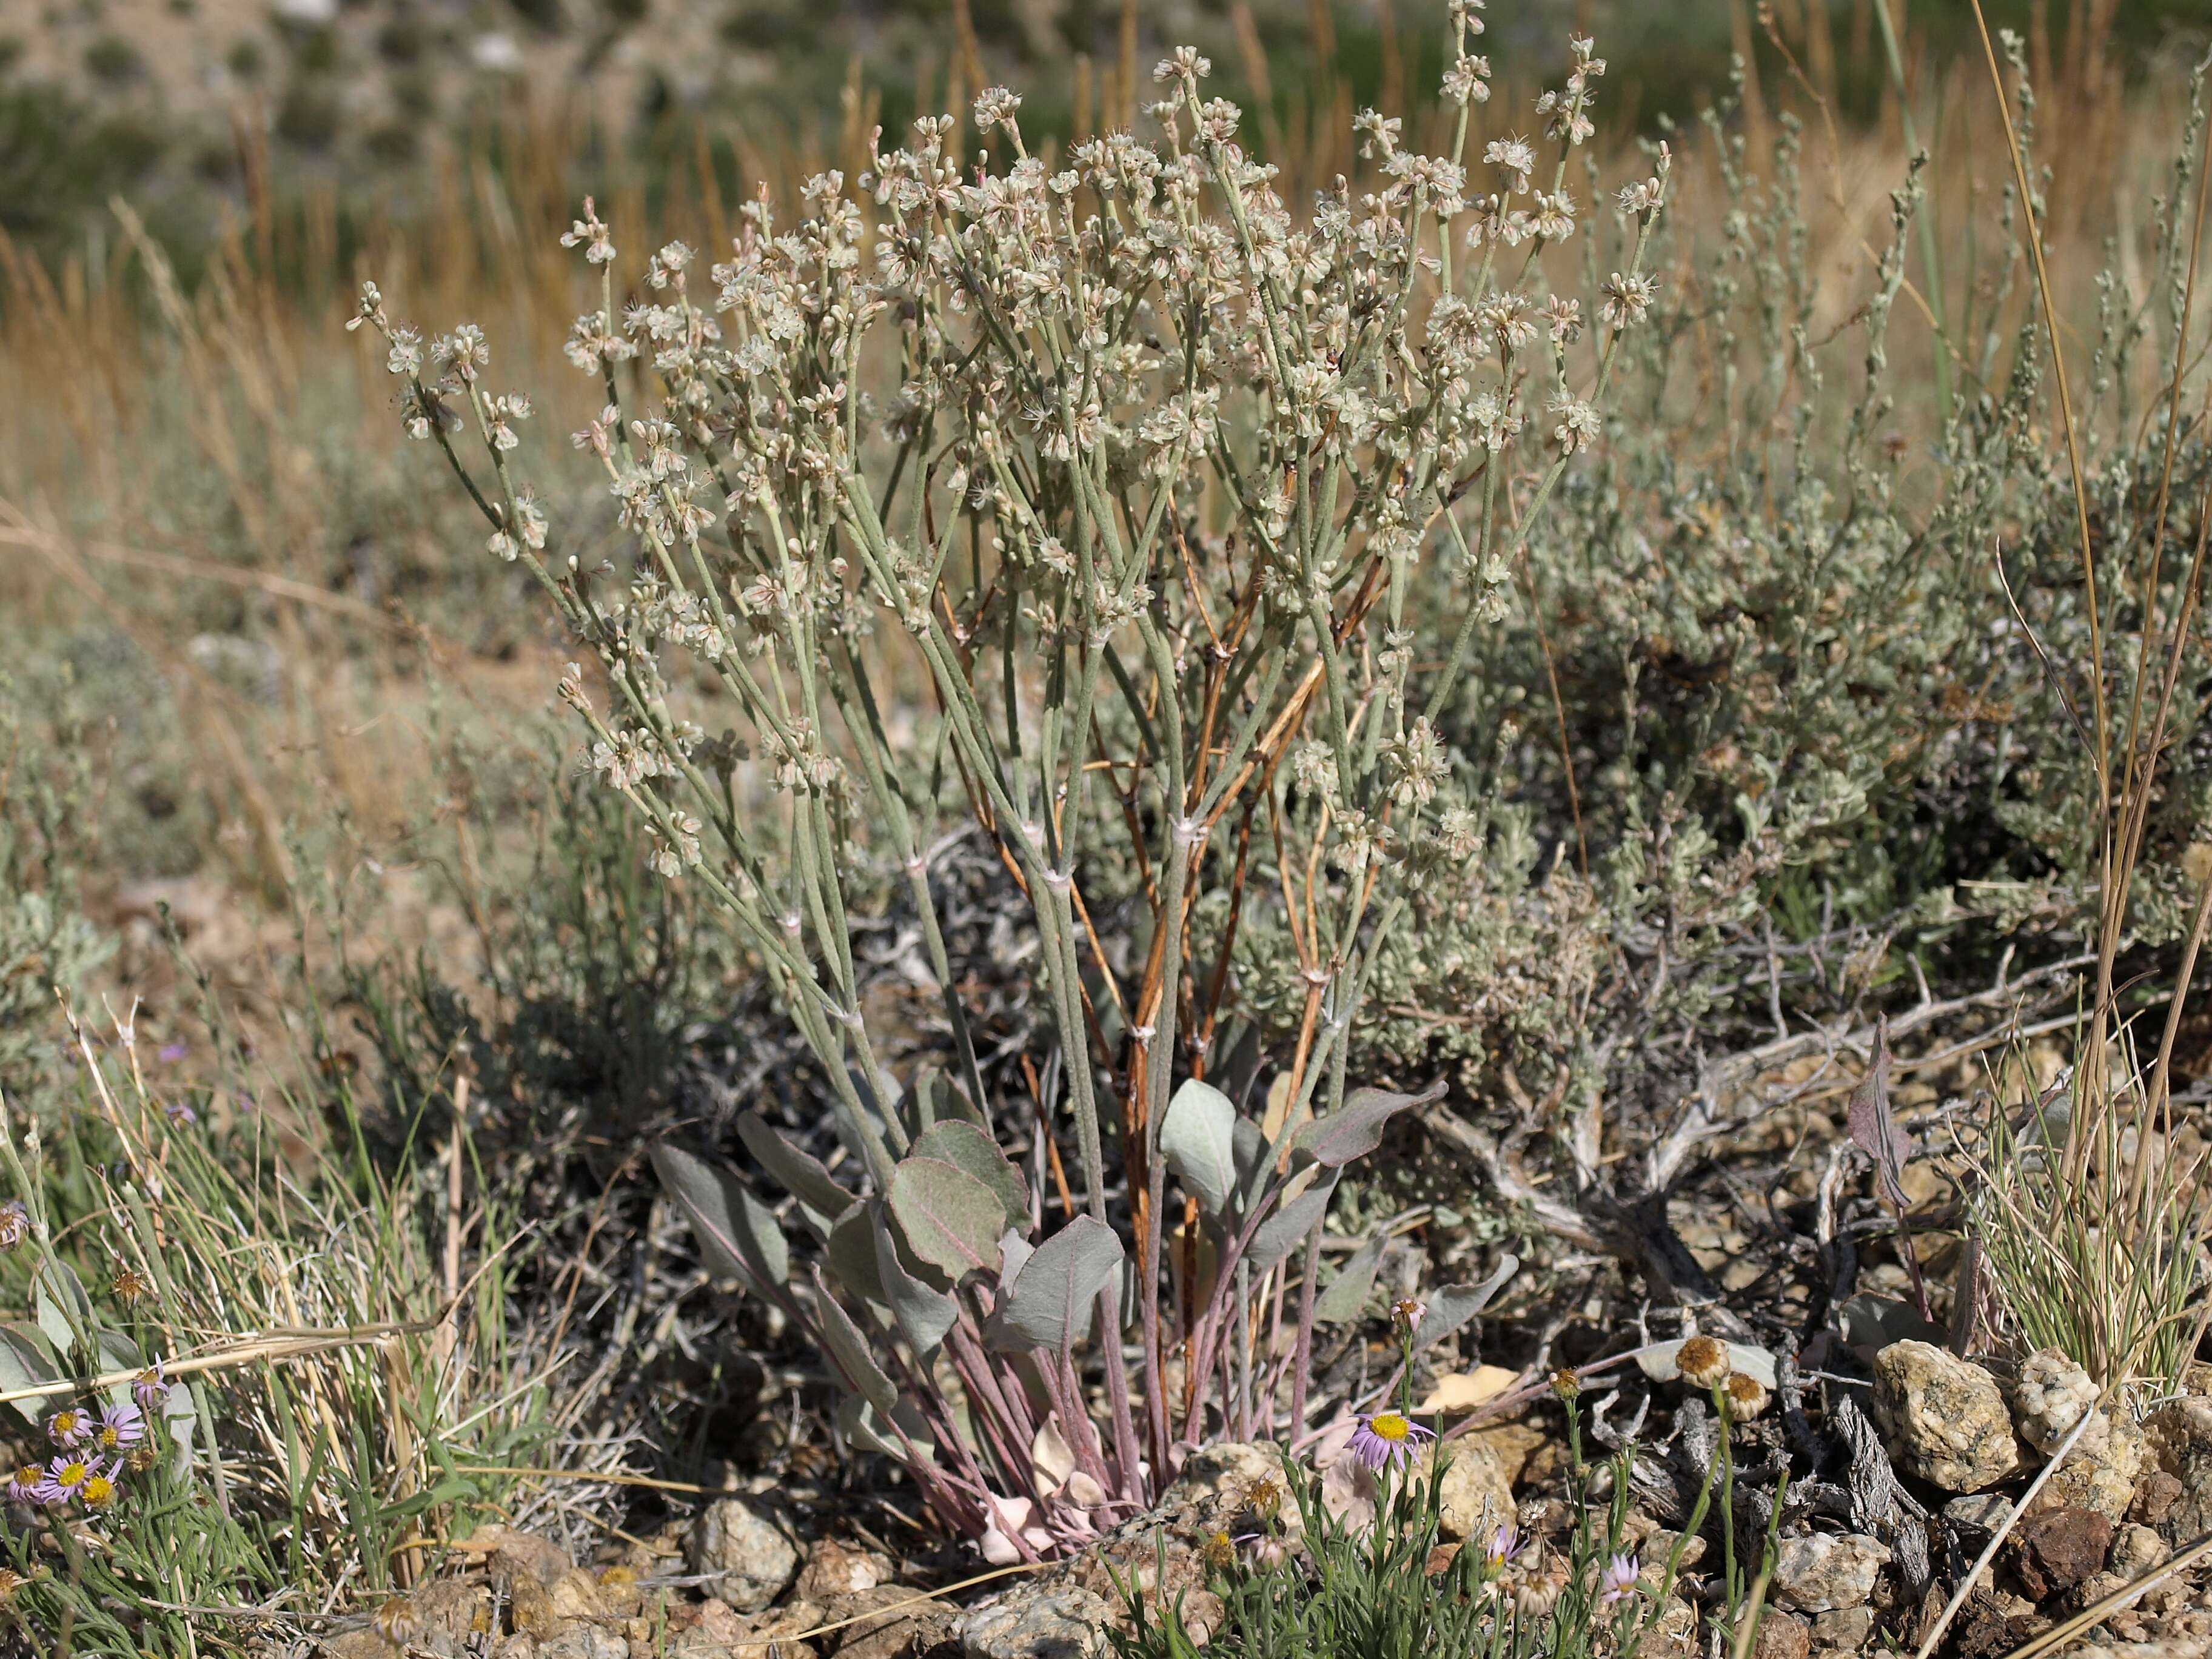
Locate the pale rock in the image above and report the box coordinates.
[2144,1398,2212,1537]
[1636,1530,1708,1586]
[1872,1341,2024,1492]
[957,1585,1115,1658]
[687,1496,801,1612]
[830,1584,960,1659]
[1433,1437,1516,1542]
[535,1629,625,1659]
[1809,1607,1877,1652]
[471,1525,574,1590]
[2013,1349,2102,1454]
[796,1538,891,1600]
[2045,1413,2147,1522]
[2113,1523,2172,1578]
[1772,1532,1891,1614]
[1638,1598,1699,1659]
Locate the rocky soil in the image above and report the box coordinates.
[301,1335,2212,1659]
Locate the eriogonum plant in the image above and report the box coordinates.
[355,5,1663,1554]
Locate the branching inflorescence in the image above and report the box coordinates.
[356,5,1663,1553]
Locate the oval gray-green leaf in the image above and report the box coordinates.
[0,1324,64,1423]
[886,1156,1004,1281]
[873,1208,957,1356]
[986,1216,1124,1353]
[1160,1079,1238,1215]
[649,1144,789,1297]
[911,1121,1030,1236]
[1245,1176,1338,1277]
[809,1267,898,1416]
[837,1393,936,1463]
[1298,1080,1447,1169]
[1411,1255,1520,1355]
[34,1259,93,1363]
[736,1111,856,1221]
[1313,1233,1387,1325]
[826,1202,890,1307]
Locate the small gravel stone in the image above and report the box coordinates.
[1750,1609,1809,1659]
[1809,1607,1877,1653]
[2011,1349,2101,1453]
[535,1629,626,1659]
[1774,1532,1891,1614]
[2011,1505,2113,1600]
[2111,1523,2171,1578]
[2144,1398,2212,1537]
[1872,1341,2025,1492]
[686,1496,801,1612]
[957,1585,1114,1659]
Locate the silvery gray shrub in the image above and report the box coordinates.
[355,6,1647,1550]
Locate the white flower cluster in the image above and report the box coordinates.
[353,10,1666,1025]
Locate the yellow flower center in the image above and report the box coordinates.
[1369,1412,1412,1442]
[53,1413,78,1436]
[12,1467,36,1488]
[96,1428,119,1450]
[56,1461,87,1487]
[81,1476,114,1507]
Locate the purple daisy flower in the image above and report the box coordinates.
[47,1407,91,1447]
[132,1362,171,1413]
[1598,1552,1640,1607]
[163,1099,197,1127]
[91,1402,144,1454]
[33,1453,94,1506]
[157,1042,188,1065]
[1346,1410,1434,1471]
[0,1200,28,1250]
[1486,1520,1526,1569]
[79,1461,121,1510]
[6,1464,43,1504]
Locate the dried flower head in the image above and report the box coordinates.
[1724,1372,1769,1421]
[0,1200,29,1250]
[1676,1336,1731,1390]
[110,1268,153,1306]
[1549,1368,1581,1401]
[375,1596,420,1646]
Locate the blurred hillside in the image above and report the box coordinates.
[5,0,2210,264]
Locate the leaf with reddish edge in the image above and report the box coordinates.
[736,1109,856,1222]
[986,1216,1125,1353]
[649,1143,789,1299]
[888,1156,1005,1281]
[911,1120,1030,1235]
[1297,1079,1448,1168]
[1846,1015,1912,1210]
